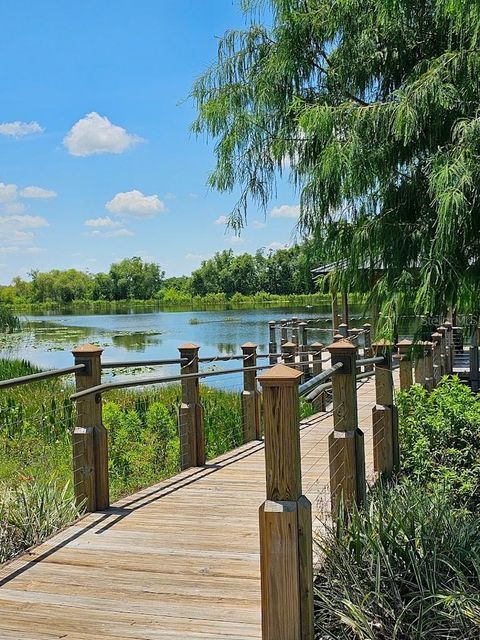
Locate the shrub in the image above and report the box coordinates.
[315,481,480,639]
[397,377,480,510]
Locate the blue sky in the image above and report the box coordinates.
[0,1,299,285]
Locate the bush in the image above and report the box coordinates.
[0,479,79,563]
[315,481,480,639]
[397,377,480,510]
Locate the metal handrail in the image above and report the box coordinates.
[298,363,343,397]
[304,381,333,403]
[102,358,187,369]
[356,356,385,367]
[0,364,86,390]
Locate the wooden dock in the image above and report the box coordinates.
[0,376,379,640]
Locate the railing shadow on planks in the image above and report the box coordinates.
[0,317,464,640]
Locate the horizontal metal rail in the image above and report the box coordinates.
[71,363,275,401]
[298,363,343,397]
[304,381,333,403]
[0,364,86,390]
[356,356,385,367]
[356,370,376,382]
[102,358,187,369]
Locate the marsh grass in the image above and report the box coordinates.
[315,481,480,639]
[0,358,252,563]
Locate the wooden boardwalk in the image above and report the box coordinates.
[0,376,380,640]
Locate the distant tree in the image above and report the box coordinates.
[193,0,480,316]
[108,257,164,300]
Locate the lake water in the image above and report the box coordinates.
[0,304,370,387]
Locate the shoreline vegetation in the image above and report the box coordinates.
[4,291,352,314]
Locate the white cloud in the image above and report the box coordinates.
[270,204,300,219]
[0,121,44,137]
[88,227,134,238]
[215,215,228,225]
[3,201,26,214]
[252,219,266,229]
[0,215,49,254]
[267,241,288,251]
[19,186,57,199]
[63,112,143,157]
[105,190,165,217]
[0,214,49,230]
[84,216,121,228]
[185,252,205,261]
[0,183,17,202]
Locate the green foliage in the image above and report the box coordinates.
[0,479,80,563]
[315,481,480,639]
[0,305,20,333]
[397,377,480,510]
[193,0,480,318]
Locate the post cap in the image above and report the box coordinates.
[431,332,442,342]
[338,323,348,328]
[333,333,344,342]
[283,341,296,348]
[363,323,372,328]
[396,339,412,347]
[327,338,356,352]
[268,320,276,325]
[178,342,199,351]
[257,363,303,386]
[298,321,307,327]
[443,321,453,328]
[72,343,103,356]
[241,341,257,349]
[310,341,324,348]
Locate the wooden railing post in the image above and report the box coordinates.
[444,321,454,373]
[431,332,442,387]
[338,323,348,339]
[470,328,479,393]
[414,342,426,387]
[268,321,277,365]
[281,320,288,346]
[241,342,260,441]
[363,323,373,372]
[283,341,297,367]
[437,326,448,376]
[396,339,413,390]
[298,322,308,381]
[72,343,109,512]
[292,317,299,346]
[423,341,434,391]
[372,341,399,475]
[327,339,366,512]
[178,343,205,468]
[309,342,326,411]
[331,291,340,332]
[257,364,314,640]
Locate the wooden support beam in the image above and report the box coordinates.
[327,339,366,511]
[331,291,340,332]
[283,341,297,367]
[443,321,454,374]
[437,326,448,376]
[341,290,349,327]
[431,333,442,387]
[362,323,373,372]
[397,339,413,391]
[298,322,309,381]
[338,323,348,339]
[257,364,314,640]
[268,321,277,365]
[281,320,288,346]
[372,341,399,475]
[241,342,260,441]
[178,343,205,468]
[309,342,325,411]
[72,343,109,512]
[414,342,426,387]
[423,342,434,391]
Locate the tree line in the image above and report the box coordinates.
[0,240,327,305]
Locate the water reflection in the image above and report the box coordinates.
[111,332,163,352]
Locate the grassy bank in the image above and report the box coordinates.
[5,291,366,315]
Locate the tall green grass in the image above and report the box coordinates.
[315,481,480,639]
[0,358,253,563]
